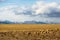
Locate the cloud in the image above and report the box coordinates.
[0,1,60,24]
[0,5,34,22]
[32,1,60,16]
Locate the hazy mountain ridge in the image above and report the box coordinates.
[0,20,58,24]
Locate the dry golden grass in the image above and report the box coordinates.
[0,24,60,31]
[0,24,60,40]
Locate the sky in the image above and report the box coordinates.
[0,0,60,24]
[0,0,38,7]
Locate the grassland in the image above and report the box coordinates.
[0,24,60,31]
[0,24,60,40]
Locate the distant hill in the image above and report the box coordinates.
[23,21,47,24]
[0,20,47,24]
[0,20,16,24]
[0,20,58,24]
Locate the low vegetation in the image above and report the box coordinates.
[0,24,60,40]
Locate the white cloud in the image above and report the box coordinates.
[0,5,34,22]
[32,1,60,15]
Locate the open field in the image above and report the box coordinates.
[0,24,60,40]
[0,24,60,31]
